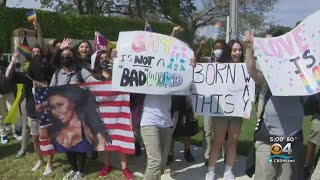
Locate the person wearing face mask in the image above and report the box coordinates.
[205,40,245,180]
[195,39,227,63]
[49,47,97,86]
[41,45,97,180]
[91,50,134,180]
[194,39,228,164]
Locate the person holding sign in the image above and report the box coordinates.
[134,26,196,180]
[195,39,228,164]
[92,50,134,180]
[47,46,99,180]
[244,31,304,180]
[205,40,245,180]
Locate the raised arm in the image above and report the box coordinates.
[5,53,19,79]
[33,19,47,55]
[244,31,265,87]
[171,26,183,37]
[50,38,72,70]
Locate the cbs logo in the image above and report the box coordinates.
[271,143,292,155]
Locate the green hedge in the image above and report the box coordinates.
[0,7,175,53]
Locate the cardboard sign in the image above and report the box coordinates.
[112,31,194,95]
[254,10,320,96]
[192,63,255,118]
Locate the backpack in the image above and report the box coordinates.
[53,66,84,86]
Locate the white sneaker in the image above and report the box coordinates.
[205,172,215,180]
[72,171,84,180]
[31,160,44,171]
[223,171,235,180]
[43,164,53,176]
[63,170,76,180]
[0,135,8,144]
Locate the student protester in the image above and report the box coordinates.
[73,40,92,70]
[6,52,54,175]
[91,50,134,180]
[50,38,72,70]
[0,65,21,144]
[130,26,196,180]
[195,39,227,164]
[167,26,197,164]
[244,31,304,180]
[195,39,227,63]
[45,42,98,180]
[205,40,244,180]
[51,39,92,71]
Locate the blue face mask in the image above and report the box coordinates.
[99,60,109,70]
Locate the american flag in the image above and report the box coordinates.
[35,87,56,156]
[36,80,135,155]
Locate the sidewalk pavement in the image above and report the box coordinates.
[108,142,320,180]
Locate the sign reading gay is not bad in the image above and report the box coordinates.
[254,10,320,96]
[112,31,194,95]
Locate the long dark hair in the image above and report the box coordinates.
[48,85,111,147]
[74,40,93,62]
[92,49,112,76]
[28,55,53,84]
[226,40,244,63]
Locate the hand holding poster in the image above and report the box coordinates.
[36,81,135,155]
[112,31,194,95]
[253,10,320,96]
[36,85,111,153]
[192,63,255,118]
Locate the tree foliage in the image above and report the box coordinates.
[38,0,278,44]
[0,0,7,7]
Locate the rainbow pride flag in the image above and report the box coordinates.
[16,44,32,58]
[26,10,36,22]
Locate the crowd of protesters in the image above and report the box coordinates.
[0,16,319,180]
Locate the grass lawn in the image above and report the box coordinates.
[191,104,318,157]
[0,138,128,180]
[0,103,319,179]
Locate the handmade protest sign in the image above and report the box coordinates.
[254,10,320,96]
[192,63,255,118]
[36,81,135,155]
[112,31,194,95]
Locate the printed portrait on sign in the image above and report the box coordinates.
[35,85,111,153]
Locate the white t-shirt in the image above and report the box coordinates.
[140,95,173,128]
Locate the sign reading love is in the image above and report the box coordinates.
[254,10,320,96]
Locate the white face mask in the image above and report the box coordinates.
[213,49,223,59]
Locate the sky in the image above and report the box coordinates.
[7,0,320,27]
[6,0,320,39]
[268,0,320,27]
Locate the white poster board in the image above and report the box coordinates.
[112,31,194,95]
[254,10,320,96]
[192,63,255,118]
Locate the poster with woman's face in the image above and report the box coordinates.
[35,85,111,153]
